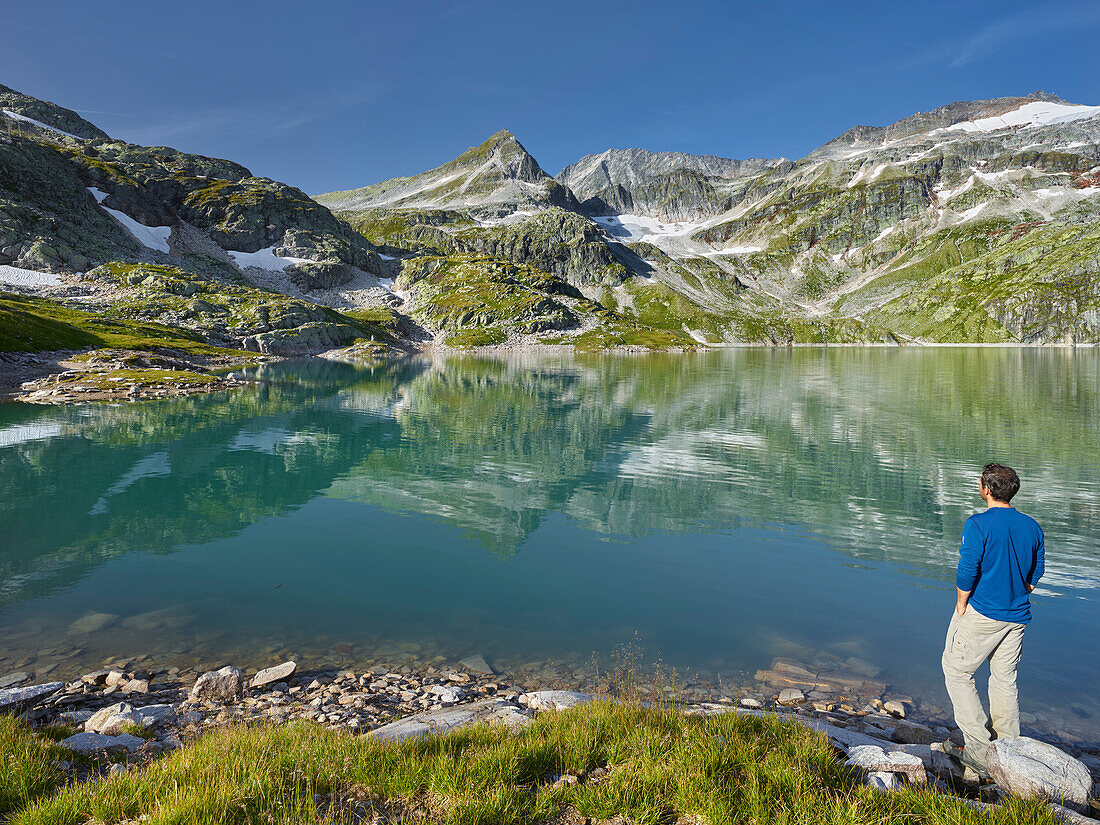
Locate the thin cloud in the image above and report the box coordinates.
[952,2,1100,67]
[114,86,388,149]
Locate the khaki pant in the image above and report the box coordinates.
[941,607,1025,767]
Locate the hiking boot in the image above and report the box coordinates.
[941,740,990,781]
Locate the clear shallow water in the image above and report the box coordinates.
[1,349,1098,740]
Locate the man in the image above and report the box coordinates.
[941,463,1045,778]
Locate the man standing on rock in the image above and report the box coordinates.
[942,463,1044,778]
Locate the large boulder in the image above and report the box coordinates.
[987,737,1093,813]
[190,666,244,702]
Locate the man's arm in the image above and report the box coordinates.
[956,587,972,615]
[956,518,982,613]
[1028,528,1045,593]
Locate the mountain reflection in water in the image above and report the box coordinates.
[1,348,1097,740]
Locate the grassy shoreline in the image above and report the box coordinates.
[1,700,1061,824]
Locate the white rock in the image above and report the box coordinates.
[58,709,94,725]
[777,688,805,705]
[987,737,1093,813]
[518,690,595,711]
[251,661,297,689]
[367,699,529,743]
[86,702,146,735]
[135,704,176,726]
[867,770,900,791]
[845,744,927,784]
[60,731,145,754]
[110,732,147,752]
[739,697,764,709]
[190,666,243,701]
[429,685,465,704]
[1049,802,1096,824]
[0,681,63,714]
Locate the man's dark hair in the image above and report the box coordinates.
[982,463,1020,503]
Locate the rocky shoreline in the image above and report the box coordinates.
[4,653,1099,776]
[3,656,1098,819]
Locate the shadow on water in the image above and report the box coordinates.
[1,348,1098,739]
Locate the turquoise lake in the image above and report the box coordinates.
[1,348,1098,741]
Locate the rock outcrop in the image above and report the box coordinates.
[987,737,1094,813]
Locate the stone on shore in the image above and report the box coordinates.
[777,688,805,706]
[428,685,465,705]
[135,704,176,726]
[883,700,908,718]
[86,702,144,735]
[61,731,146,754]
[250,661,297,689]
[190,666,244,701]
[891,718,938,745]
[987,737,1093,813]
[518,691,595,711]
[845,744,927,785]
[0,681,64,715]
[367,698,529,743]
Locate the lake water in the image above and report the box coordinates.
[1,348,1098,742]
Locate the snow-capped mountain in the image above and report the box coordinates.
[316,91,1100,345]
[556,148,779,220]
[3,83,1099,353]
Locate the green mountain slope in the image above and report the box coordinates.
[2,84,1098,355]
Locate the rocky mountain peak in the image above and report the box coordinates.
[815,91,1094,155]
[317,129,577,215]
[0,83,109,141]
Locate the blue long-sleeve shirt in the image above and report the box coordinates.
[957,507,1045,623]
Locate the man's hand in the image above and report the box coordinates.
[956,587,972,616]
[1026,583,1035,593]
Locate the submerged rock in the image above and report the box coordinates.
[0,672,31,689]
[459,654,495,675]
[69,612,118,634]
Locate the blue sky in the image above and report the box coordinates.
[2,0,1096,195]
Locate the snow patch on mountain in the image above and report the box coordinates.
[945,101,1100,133]
[2,108,82,140]
[228,246,313,271]
[592,214,699,243]
[89,188,171,253]
[0,264,63,288]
